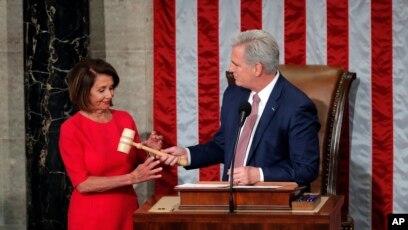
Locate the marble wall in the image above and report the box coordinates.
[0,0,154,229]
[24,0,90,229]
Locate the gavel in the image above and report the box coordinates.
[117,128,188,166]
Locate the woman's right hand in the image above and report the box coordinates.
[129,157,162,184]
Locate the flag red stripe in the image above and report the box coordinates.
[241,0,262,30]
[326,0,350,220]
[327,0,349,68]
[284,0,306,64]
[371,0,394,229]
[153,0,178,195]
[197,0,220,181]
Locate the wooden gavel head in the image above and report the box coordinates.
[117,128,136,154]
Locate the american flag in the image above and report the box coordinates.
[152,1,408,230]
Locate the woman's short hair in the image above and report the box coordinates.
[231,29,280,74]
[67,58,120,111]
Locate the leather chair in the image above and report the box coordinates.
[227,64,356,230]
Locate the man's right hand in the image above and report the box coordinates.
[161,146,188,166]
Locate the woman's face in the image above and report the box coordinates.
[88,73,114,111]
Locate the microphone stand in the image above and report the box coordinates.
[229,102,251,213]
[229,123,245,213]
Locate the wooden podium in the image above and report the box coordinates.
[175,181,301,210]
[133,182,344,230]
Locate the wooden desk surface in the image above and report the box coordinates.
[134,195,343,230]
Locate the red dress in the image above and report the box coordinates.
[59,109,145,230]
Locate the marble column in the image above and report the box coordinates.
[24,0,89,229]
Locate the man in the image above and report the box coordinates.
[161,29,320,187]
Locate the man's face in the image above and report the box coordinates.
[228,45,256,90]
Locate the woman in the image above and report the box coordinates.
[59,58,163,230]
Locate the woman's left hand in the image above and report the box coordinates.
[144,130,163,150]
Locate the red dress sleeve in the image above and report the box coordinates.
[59,122,89,187]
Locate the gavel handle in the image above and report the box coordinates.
[132,143,188,166]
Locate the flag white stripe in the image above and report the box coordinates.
[176,0,199,184]
[262,0,285,64]
[306,0,327,65]
[348,1,372,229]
[219,0,240,95]
[219,0,240,180]
[393,0,408,213]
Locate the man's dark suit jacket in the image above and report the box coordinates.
[187,73,320,185]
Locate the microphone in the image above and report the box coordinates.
[238,102,252,126]
[229,102,251,213]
